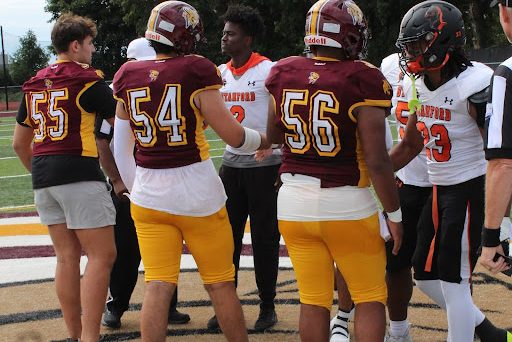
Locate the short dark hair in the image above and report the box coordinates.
[51,13,97,53]
[222,5,265,40]
[148,40,177,55]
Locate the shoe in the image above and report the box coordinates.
[254,308,278,332]
[330,316,350,342]
[384,328,412,342]
[168,308,190,324]
[207,315,220,331]
[102,308,121,329]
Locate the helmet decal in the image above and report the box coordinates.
[343,1,364,26]
[182,6,200,29]
[425,5,446,33]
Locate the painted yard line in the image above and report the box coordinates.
[0,174,31,179]
[0,157,16,160]
[0,216,40,225]
[0,204,35,212]
[0,136,13,140]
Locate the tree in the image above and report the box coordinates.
[45,0,507,72]
[9,30,50,85]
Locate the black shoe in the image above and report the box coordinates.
[254,308,277,332]
[102,308,122,329]
[168,308,191,324]
[207,314,220,331]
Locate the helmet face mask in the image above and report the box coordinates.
[145,0,205,55]
[304,0,369,60]
[396,0,465,76]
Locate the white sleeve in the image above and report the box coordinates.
[113,116,136,192]
[385,118,394,151]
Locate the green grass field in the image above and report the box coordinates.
[0,116,226,214]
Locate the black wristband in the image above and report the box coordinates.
[481,227,501,247]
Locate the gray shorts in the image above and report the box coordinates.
[34,181,116,229]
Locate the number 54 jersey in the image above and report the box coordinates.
[113,55,223,169]
[265,56,392,188]
[401,62,493,186]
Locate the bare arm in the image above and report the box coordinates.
[194,89,269,149]
[357,106,403,254]
[388,113,424,171]
[12,124,34,172]
[266,96,283,144]
[480,158,512,273]
[96,135,128,199]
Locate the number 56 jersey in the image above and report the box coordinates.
[265,56,392,188]
[402,62,493,186]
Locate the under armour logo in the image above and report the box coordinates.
[248,81,256,86]
[444,97,453,105]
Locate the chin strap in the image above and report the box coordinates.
[408,75,422,114]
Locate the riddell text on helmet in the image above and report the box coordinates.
[304,36,326,45]
[146,32,160,41]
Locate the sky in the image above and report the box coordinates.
[0,0,54,57]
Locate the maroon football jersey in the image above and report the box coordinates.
[21,61,104,157]
[113,55,222,169]
[265,56,392,188]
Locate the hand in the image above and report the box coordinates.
[479,246,510,274]
[254,148,273,162]
[112,179,130,202]
[386,220,403,255]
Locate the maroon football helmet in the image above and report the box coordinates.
[145,1,205,55]
[304,0,368,59]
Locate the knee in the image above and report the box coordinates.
[55,249,82,265]
[204,281,235,294]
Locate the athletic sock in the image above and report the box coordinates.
[389,319,409,337]
[330,307,351,339]
[440,281,475,342]
[475,317,511,342]
[415,279,446,309]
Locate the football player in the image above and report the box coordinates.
[396,1,512,341]
[112,1,269,341]
[207,4,280,332]
[265,1,403,341]
[381,52,432,342]
[12,13,116,342]
[95,37,190,330]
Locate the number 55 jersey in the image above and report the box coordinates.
[401,62,493,186]
[265,56,392,189]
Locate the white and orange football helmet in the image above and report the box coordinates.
[304,0,368,59]
[145,1,205,55]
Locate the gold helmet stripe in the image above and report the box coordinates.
[148,1,171,32]
[309,0,330,36]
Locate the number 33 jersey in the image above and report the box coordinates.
[265,56,392,188]
[113,55,222,169]
[402,62,493,186]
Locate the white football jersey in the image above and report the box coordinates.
[380,53,430,187]
[219,60,275,155]
[402,62,492,186]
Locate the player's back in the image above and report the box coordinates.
[266,56,392,188]
[113,55,222,169]
[21,61,103,157]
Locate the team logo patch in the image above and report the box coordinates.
[182,6,200,29]
[308,72,319,84]
[44,79,53,89]
[149,70,159,82]
[95,69,105,79]
[343,0,364,26]
[383,79,392,96]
